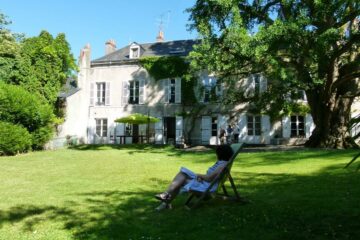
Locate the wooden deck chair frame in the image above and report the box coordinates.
[184,143,245,209]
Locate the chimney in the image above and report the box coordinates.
[105,39,117,55]
[156,30,164,42]
[79,43,91,69]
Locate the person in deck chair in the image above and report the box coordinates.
[155,145,233,210]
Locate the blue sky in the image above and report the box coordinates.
[1,0,197,60]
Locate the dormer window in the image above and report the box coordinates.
[129,44,140,59]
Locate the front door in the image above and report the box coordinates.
[132,124,139,143]
[164,117,176,144]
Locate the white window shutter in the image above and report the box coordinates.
[122,81,129,105]
[260,76,267,93]
[261,115,270,144]
[175,78,181,103]
[175,116,183,144]
[201,116,212,145]
[163,79,169,103]
[105,82,110,105]
[244,75,255,98]
[305,114,314,138]
[238,114,247,140]
[282,116,291,138]
[139,79,145,104]
[90,83,94,106]
[155,118,164,144]
[200,78,206,103]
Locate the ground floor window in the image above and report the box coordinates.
[291,115,305,137]
[125,123,132,136]
[211,117,217,136]
[247,115,261,136]
[96,118,108,137]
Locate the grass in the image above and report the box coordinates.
[0,144,359,240]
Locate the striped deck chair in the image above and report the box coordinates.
[184,143,246,209]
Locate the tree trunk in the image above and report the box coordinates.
[305,91,357,148]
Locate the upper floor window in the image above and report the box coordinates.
[90,82,110,106]
[245,74,267,97]
[247,115,261,136]
[291,115,305,137]
[202,76,220,103]
[129,80,140,104]
[122,79,145,105]
[96,118,108,137]
[254,74,261,95]
[163,78,181,104]
[129,43,141,59]
[96,82,106,105]
[291,90,307,101]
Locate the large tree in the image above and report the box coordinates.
[188,0,360,148]
[10,30,77,110]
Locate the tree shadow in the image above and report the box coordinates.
[1,164,359,239]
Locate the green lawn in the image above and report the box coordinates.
[0,145,359,240]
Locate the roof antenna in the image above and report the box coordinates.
[156,11,170,42]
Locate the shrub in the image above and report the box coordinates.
[0,82,54,149]
[0,121,32,155]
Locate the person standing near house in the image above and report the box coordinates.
[226,125,233,144]
[219,128,226,145]
[233,125,239,143]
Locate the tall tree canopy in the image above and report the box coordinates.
[0,12,77,151]
[188,0,360,148]
[9,30,77,109]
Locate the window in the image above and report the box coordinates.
[125,123,132,136]
[96,82,106,105]
[291,115,305,137]
[203,76,217,103]
[247,116,261,136]
[129,80,139,104]
[130,45,140,59]
[254,74,261,95]
[164,78,181,104]
[291,90,307,101]
[96,118,108,137]
[169,78,176,103]
[211,117,217,137]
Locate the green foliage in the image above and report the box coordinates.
[0,82,54,149]
[0,121,32,155]
[0,13,19,83]
[140,56,189,81]
[11,31,77,107]
[188,0,360,147]
[140,56,198,106]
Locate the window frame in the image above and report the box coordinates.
[247,115,261,136]
[290,115,305,137]
[129,80,140,104]
[96,82,106,105]
[95,118,108,137]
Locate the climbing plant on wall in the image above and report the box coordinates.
[140,56,198,106]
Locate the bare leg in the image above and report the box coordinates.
[164,172,190,202]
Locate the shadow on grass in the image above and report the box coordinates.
[1,167,359,239]
[69,144,215,158]
[236,149,359,168]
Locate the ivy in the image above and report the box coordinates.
[140,56,198,106]
[139,56,190,81]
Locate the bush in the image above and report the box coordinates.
[0,82,54,149]
[0,121,32,155]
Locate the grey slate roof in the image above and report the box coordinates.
[58,78,80,98]
[92,39,199,66]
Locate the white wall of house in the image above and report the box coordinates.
[58,44,319,146]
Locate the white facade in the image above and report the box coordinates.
[58,40,316,146]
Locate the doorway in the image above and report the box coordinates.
[164,117,176,144]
